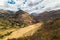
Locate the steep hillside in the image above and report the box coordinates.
[0,10,36,40]
[0,10,36,28]
[15,10,36,27]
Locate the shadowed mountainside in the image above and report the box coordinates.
[31,10,60,22]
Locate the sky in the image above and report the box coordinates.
[0,0,60,14]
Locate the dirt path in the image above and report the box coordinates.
[6,23,43,40]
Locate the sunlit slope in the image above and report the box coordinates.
[6,23,43,40]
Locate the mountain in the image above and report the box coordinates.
[6,10,60,40]
[0,10,15,19]
[15,10,36,27]
[0,10,36,27]
[0,10,60,40]
[0,10,36,40]
[34,10,60,22]
[0,10,16,28]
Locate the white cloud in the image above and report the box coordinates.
[0,0,60,14]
